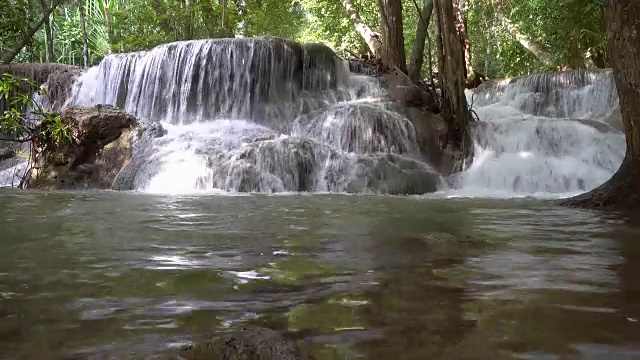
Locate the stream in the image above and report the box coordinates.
[1,191,639,359]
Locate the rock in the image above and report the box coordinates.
[346,154,442,195]
[28,105,140,189]
[405,107,464,175]
[0,64,80,88]
[464,70,488,90]
[44,66,83,109]
[380,73,437,110]
[179,326,311,360]
[0,64,82,113]
[391,84,437,109]
[575,118,619,133]
[376,72,468,175]
[600,104,624,132]
[0,148,15,162]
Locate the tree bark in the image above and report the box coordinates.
[408,0,434,82]
[434,0,474,172]
[339,0,382,56]
[561,0,640,208]
[456,0,471,77]
[379,0,407,73]
[79,0,89,67]
[2,1,61,65]
[38,0,56,63]
[494,4,554,66]
[103,0,112,54]
[220,0,229,28]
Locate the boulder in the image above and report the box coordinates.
[28,105,140,189]
[179,326,312,360]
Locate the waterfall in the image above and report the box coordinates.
[65,37,441,194]
[453,70,626,198]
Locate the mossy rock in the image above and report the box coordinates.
[180,326,312,360]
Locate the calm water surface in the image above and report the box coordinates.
[1,190,639,359]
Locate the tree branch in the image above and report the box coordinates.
[1,0,64,65]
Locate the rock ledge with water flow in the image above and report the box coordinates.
[28,104,163,190]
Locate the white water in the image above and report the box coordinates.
[452,70,626,198]
[4,39,624,199]
[66,38,441,195]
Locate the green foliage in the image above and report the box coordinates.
[0,73,72,146]
[1,0,609,80]
[298,0,380,54]
[0,0,30,61]
[467,0,607,78]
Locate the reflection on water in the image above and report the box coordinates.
[0,191,639,359]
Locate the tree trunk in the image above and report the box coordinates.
[495,4,554,66]
[561,0,640,208]
[220,0,228,28]
[408,0,434,82]
[434,0,474,172]
[80,0,89,67]
[339,0,382,56]
[457,0,471,77]
[103,0,112,54]
[379,0,407,72]
[2,1,61,65]
[39,0,56,63]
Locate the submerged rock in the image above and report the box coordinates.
[180,326,311,360]
[28,104,160,190]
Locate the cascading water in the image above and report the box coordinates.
[65,37,441,194]
[453,70,626,198]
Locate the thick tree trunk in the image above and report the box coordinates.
[339,0,382,56]
[408,0,434,82]
[39,0,56,63]
[2,1,61,65]
[80,0,89,67]
[495,5,554,66]
[434,0,474,172]
[561,0,640,208]
[379,0,407,73]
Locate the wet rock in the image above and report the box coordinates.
[346,154,442,195]
[180,326,311,360]
[377,72,465,175]
[0,148,15,162]
[380,73,437,110]
[405,107,465,176]
[574,118,619,133]
[226,137,321,192]
[111,118,166,190]
[391,83,436,109]
[28,105,140,189]
[301,43,344,89]
[464,70,488,90]
[0,63,82,112]
[600,104,623,132]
